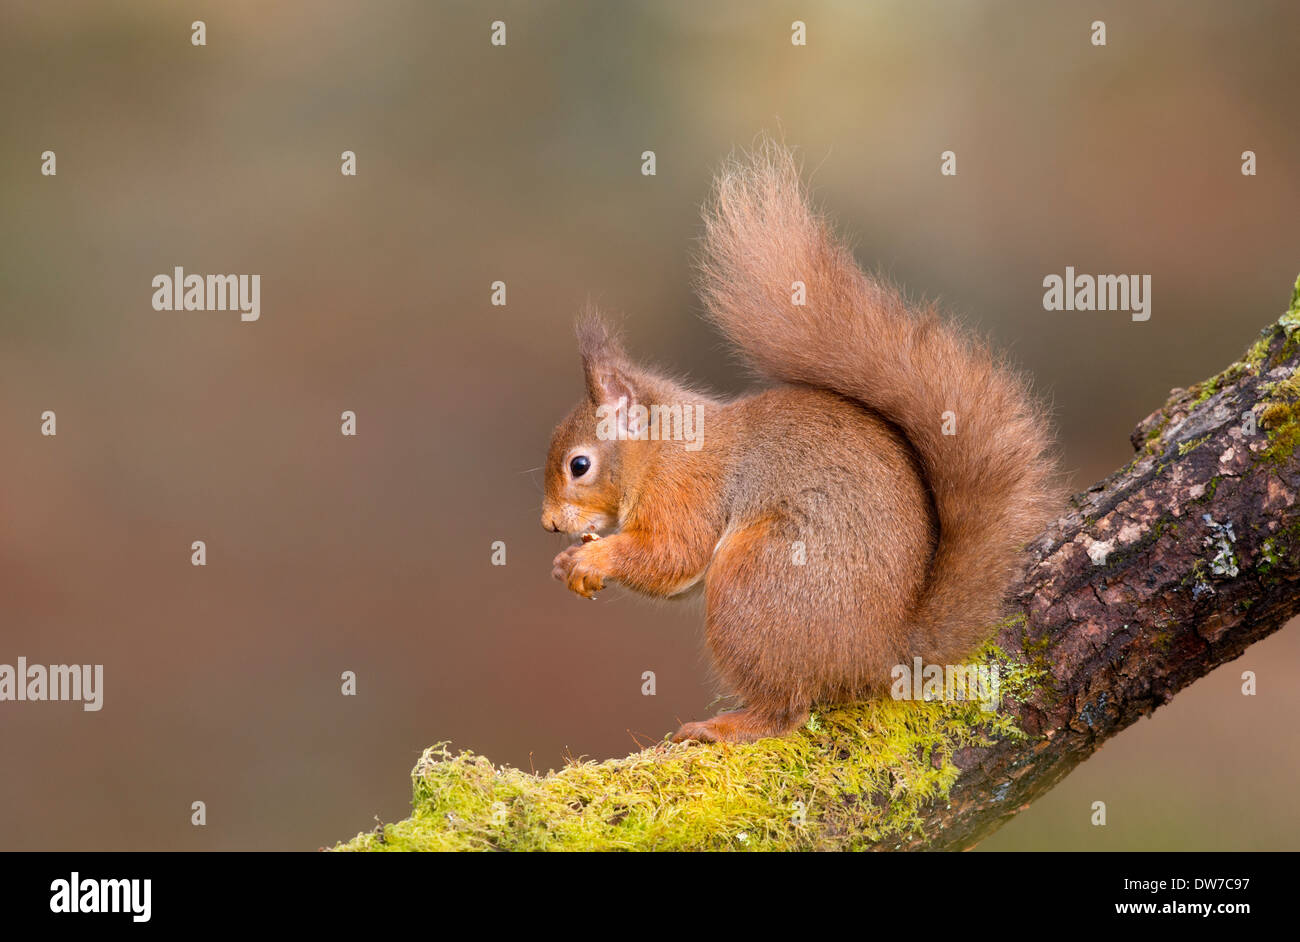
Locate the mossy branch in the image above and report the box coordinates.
[336,275,1300,852]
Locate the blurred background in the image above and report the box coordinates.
[0,0,1297,850]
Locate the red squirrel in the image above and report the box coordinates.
[541,140,1060,744]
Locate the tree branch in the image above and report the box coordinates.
[337,277,1300,852]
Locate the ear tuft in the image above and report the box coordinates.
[576,305,624,363]
[576,306,633,406]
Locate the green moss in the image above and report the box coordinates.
[1247,286,1300,466]
[1264,374,1300,401]
[1278,332,1300,367]
[1257,521,1300,581]
[1189,376,1220,406]
[1258,536,1282,577]
[1286,271,1300,322]
[1264,274,1300,369]
[1259,396,1300,465]
[1260,400,1297,426]
[1243,334,1271,369]
[1178,433,1211,456]
[334,638,1045,852]
[1143,414,1172,456]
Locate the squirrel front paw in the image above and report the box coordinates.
[551,543,606,599]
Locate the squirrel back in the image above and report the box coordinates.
[695,140,1060,668]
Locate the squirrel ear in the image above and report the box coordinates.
[585,362,637,416]
[577,310,635,408]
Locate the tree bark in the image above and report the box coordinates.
[894,293,1300,849]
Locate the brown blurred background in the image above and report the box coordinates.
[0,0,1297,850]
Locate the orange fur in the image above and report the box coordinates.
[542,140,1061,743]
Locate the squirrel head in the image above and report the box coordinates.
[541,313,644,536]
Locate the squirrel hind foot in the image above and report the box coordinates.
[672,706,807,744]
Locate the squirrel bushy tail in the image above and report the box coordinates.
[697,140,1060,666]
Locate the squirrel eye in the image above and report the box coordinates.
[569,455,591,478]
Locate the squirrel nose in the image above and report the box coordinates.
[542,515,560,533]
